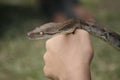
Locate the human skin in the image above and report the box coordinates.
[43,29,94,80]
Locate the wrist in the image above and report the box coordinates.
[60,64,91,80]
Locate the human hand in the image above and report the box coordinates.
[43,29,94,80]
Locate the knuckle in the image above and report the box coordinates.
[80,30,89,35]
[46,38,54,46]
[46,39,50,46]
[76,29,89,35]
[43,53,48,61]
[43,54,46,61]
[46,40,52,50]
[45,41,50,48]
[43,66,51,78]
[43,66,48,76]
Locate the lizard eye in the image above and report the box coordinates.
[40,31,44,35]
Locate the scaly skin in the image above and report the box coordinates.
[27,19,120,50]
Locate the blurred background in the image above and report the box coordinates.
[0,0,120,80]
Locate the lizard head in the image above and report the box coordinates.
[27,19,78,40]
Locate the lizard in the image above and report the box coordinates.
[27,19,120,50]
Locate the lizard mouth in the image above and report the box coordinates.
[27,31,61,40]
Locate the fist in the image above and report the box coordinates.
[43,30,94,80]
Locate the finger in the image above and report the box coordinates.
[74,29,90,41]
[43,52,54,78]
[46,34,68,51]
[74,29,93,50]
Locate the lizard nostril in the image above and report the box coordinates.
[27,32,34,38]
[27,32,31,37]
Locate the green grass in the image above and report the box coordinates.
[0,36,48,80]
[91,36,120,80]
